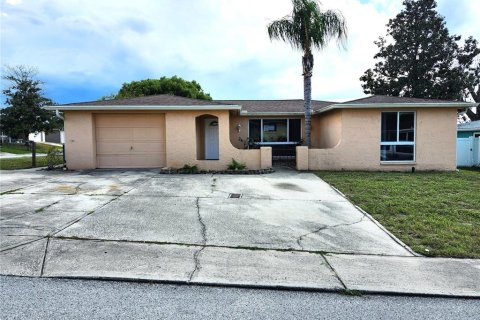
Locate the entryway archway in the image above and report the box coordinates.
[196,115,219,160]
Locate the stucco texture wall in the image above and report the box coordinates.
[308,108,458,171]
[63,110,270,170]
[64,111,96,169]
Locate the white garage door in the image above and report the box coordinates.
[95,114,166,168]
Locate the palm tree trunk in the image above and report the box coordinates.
[303,52,314,147]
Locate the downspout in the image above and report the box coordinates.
[55,110,64,120]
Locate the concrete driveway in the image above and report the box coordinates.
[2,169,480,297]
[0,168,411,256]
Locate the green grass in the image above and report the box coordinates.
[0,155,63,170]
[0,144,31,154]
[0,143,61,154]
[316,168,480,258]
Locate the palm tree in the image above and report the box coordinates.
[267,0,347,146]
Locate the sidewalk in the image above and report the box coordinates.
[1,238,478,298]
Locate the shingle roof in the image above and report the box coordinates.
[61,94,233,106]
[343,95,464,104]
[51,94,474,113]
[216,99,335,113]
[457,120,480,131]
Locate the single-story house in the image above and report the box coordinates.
[457,120,480,138]
[45,94,476,171]
[29,129,65,144]
[457,120,480,166]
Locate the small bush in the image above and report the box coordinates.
[181,164,199,173]
[227,158,247,171]
[46,147,63,169]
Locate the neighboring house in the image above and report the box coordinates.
[45,94,476,171]
[457,120,480,167]
[29,129,65,144]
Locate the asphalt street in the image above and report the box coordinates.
[1,276,478,320]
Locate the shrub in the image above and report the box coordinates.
[181,164,199,173]
[46,147,63,170]
[227,158,247,171]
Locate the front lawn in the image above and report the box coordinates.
[0,155,63,170]
[0,144,31,154]
[0,143,61,154]
[316,168,480,258]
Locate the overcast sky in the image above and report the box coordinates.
[1,0,479,104]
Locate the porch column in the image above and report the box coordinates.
[296,146,309,171]
[260,147,272,169]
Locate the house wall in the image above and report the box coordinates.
[63,110,270,171]
[306,107,458,171]
[229,114,305,148]
[311,109,342,148]
[64,111,96,169]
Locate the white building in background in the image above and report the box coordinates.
[29,129,65,144]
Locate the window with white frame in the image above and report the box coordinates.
[248,119,301,144]
[380,112,415,162]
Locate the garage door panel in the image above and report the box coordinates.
[97,127,133,140]
[133,127,165,140]
[130,155,165,167]
[132,142,166,153]
[95,114,166,168]
[97,155,131,168]
[96,114,165,127]
[97,142,133,154]
[128,115,164,127]
[95,114,131,127]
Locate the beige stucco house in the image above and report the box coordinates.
[46,94,476,171]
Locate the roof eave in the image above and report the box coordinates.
[457,127,480,131]
[239,111,305,116]
[314,102,476,114]
[44,105,241,111]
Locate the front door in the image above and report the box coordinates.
[204,118,219,160]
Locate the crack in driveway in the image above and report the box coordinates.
[296,216,366,250]
[189,197,208,281]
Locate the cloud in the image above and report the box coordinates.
[1,0,478,103]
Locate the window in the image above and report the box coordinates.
[380,112,415,162]
[248,119,302,144]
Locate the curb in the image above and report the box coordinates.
[3,274,479,299]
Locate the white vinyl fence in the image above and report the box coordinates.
[457,137,480,167]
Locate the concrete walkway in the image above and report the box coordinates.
[0,169,479,298]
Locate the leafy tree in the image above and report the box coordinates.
[268,0,347,146]
[1,65,62,140]
[115,76,212,100]
[360,0,480,119]
[99,93,116,101]
[457,37,480,120]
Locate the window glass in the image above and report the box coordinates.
[380,145,414,161]
[380,111,415,162]
[381,112,397,142]
[248,119,261,142]
[289,119,301,142]
[263,119,287,142]
[399,112,415,141]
